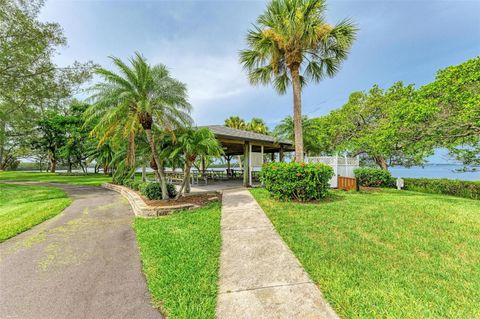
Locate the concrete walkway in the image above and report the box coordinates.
[216,188,338,319]
[0,183,162,319]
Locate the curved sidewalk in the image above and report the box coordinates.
[0,183,162,319]
[216,188,338,319]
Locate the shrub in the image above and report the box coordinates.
[112,174,126,185]
[166,183,178,198]
[261,162,334,201]
[354,167,394,187]
[404,178,480,200]
[139,182,177,200]
[131,180,142,191]
[122,179,135,189]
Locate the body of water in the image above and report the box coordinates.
[390,165,479,181]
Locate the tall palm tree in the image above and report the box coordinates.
[240,0,357,162]
[169,127,223,199]
[86,53,192,199]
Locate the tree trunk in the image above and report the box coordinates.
[50,158,56,173]
[290,66,304,162]
[142,163,146,182]
[176,161,192,199]
[374,155,388,170]
[144,129,168,199]
[67,159,72,173]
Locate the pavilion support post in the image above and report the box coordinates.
[243,142,250,187]
[271,153,275,162]
[280,145,284,162]
[249,143,252,186]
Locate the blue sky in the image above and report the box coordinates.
[39,0,480,162]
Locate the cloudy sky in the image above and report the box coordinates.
[40,0,479,128]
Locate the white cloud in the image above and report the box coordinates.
[150,50,249,107]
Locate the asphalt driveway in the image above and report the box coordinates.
[0,183,162,319]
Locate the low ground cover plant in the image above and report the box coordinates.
[404,178,480,200]
[354,167,394,187]
[0,171,111,186]
[251,187,480,318]
[134,202,221,318]
[261,162,333,201]
[0,183,71,242]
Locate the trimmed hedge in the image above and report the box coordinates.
[354,167,394,187]
[261,162,334,201]
[138,182,177,200]
[404,178,480,200]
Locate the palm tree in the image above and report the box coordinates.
[247,117,269,134]
[86,53,192,199]
[274,115,322,155]
[224,116,246,130]
[240,0,357,162]
[169,127,223,199]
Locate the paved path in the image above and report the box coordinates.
[216,188,339,319]
[0,183,162,319]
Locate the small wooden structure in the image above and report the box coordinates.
[202,125,294,187]
[337,176,358,191]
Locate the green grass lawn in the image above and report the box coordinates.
[134,203,221,319]
[0,171,111,186]
[0,183,72,242]
[251,188,480,319]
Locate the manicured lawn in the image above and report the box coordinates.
[251,188,480,319]
[134,203,221,319]
[0,183,72,242]
[0,171,111,186]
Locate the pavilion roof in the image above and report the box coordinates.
[201,125,292,146]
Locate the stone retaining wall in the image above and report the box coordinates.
[103,183,197,217]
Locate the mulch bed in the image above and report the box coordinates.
[138,191,221,208]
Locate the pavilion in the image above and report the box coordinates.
[202,125,294,187]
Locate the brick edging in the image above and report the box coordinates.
[103,183,197,217]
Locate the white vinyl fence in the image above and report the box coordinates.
[305,156,360,188]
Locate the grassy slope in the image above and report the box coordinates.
[134,202,222,319]
[0,171,111,186]
[251,188,480,319]
[0,183,72,242]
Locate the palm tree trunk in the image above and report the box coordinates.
[142,163,146,182]
[144,129,168,199]
[176,161,192,199]
[290,66,304,162]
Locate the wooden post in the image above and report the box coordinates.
[271,153,275,162]
[280,145,284,162]
[243,142,250,187]
[249,143,252,186]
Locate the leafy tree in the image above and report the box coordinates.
[0,0,93,170]
[418,56,480,169]
[315,82,435,170]
[240,0,357,162]
[169,127,223,198]
[87,53,191,199]
[30,111,67,172]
